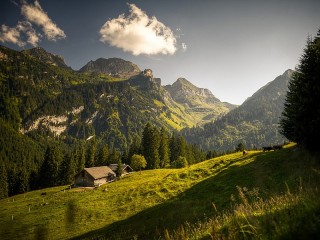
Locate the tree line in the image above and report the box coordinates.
[0,121,210,199]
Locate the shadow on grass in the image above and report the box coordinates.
[73,148,320,240]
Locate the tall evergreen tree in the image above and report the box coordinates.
[169,133,179,164]
[280,30,320,151]
[141,123,160,169]
[0,160,8,199]
[127,136,141,165]
[86,139,96,167]
[97,144,109,166]
[17,165,29,193]
[39,144,63,188]
[159,127,170,168]
[176,135,187,159]
[77,143,86,172]
[116,155,122,178]
[60,151,77,184]
[109,148,121,165]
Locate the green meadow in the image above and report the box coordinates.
[0,143,319,239]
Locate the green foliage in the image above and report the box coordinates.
[0,161,8,199]
[39,144,63,188]
[0,119,44,195]
[182,70,292,151]
[116,155,122,177]
[141,123,160,169]
[96,144,109,166]
[130,154,147,173]
[86,139,96,167]
[159,127,170,168]
[60,151,77,185]
[172,156,188,168]
[280,30,320,152]
[236,142,246,152]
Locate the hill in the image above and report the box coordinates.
[182,69,293,151]
[0,143,319,239]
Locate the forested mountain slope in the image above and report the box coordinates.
[182,69,293,151]
[165,78,236,124]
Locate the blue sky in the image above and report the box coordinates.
[1,0,320,104]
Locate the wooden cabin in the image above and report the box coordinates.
[74,166,116,187]
[109,164,134,176]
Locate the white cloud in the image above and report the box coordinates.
[21,0,66,41]
[0,0,65,47]
[99,3,176,55]
[0,24,25,47]
[0,21,41,47]
[17,21,41,46]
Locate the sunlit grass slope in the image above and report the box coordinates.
[0,143,319,240]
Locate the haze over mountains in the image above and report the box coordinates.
[0,45,289,152]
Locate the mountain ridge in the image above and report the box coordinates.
[79,57,141,79]
[22,47,71,70]
[1,44,290,151]
[182,69,292,150]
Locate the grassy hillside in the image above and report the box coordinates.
[0,143,319,240]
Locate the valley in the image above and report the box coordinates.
[0,143,319,239]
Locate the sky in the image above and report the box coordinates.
[1,0,320,105]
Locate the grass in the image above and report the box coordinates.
[0,143,319,239]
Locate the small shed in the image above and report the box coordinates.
[109,164,134,176]
[74,166,116,187]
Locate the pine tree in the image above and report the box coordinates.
[176,135,187,159]
[109,148,121,165]
[0,161,8,199]
[128,136,141,165]
[141,123,160,169]
[39,144,63,188]
[116,156,122,178]
[86,139,96,167]
[97,144,109,166]
[159,127,170,168]
[77,143,86,173]
[280,30,320,151]
[60,151,77,184]
[169,133,179,164]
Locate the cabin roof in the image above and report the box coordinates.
[83,166,116,179]
[109,164,133,172]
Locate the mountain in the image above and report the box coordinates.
[0,44,293,197]
[182,69,293,151]
[164,78,236,124]
[22,47,71,69]
[165,78,220,106]
[1,45,234,151]
[79,57,141,78]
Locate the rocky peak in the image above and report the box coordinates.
[79,57,140,78]
[165,78,220,107]
[22,47,70,69]
[141,69,153,78]
[129,69,161,91]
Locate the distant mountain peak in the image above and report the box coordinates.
[79,57,140,78]
[166,77,220,104]
[22,47,70,69]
